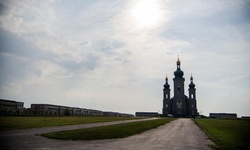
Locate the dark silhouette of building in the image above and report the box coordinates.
[0,98,133,117]
[135,112,158,117]
[162,57,198,117]
[30,103,133,117]
[209,113,237,118]
[0,99,24,115]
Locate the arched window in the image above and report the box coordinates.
[177,85,180,94]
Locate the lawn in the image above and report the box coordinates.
[0,116,142,130]
[194,119,250,150]
[41,118,175,140]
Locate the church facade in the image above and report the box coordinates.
[162,58,198,117]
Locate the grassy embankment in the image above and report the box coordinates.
[41,118,175,140]
[0,116,143,130]
[194,119,250,150]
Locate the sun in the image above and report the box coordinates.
[131,0,162,28]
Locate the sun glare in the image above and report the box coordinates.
[131,0,162,28]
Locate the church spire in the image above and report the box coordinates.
[174,55,184,77]
[189,73,195,88]
[164,74,170,89]
[177,55,181,68]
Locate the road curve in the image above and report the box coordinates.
[0,118,158,137]
[0,118,214,150]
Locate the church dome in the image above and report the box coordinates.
[164,83,170,88]
[164,75,170,88]
[189,82,195,88]
[174,57,184,77]
[174,68,184,77]
[189,75,195,88]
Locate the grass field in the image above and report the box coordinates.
[41,118,175,140]
[0,116,142,130]
[194,119,250,150]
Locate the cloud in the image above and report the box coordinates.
[0,0,249,116]
[0,1,8,16]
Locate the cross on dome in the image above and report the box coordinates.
[177,55,181,67]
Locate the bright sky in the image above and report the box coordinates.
[0,0,249,116]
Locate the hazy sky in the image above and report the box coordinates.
[0,0,249,116]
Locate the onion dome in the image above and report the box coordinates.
[174,57,184,77]
[189,74,195,88]
[174,68,184,77]
[164,74,170,88]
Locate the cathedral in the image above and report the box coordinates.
[162,58,198,117]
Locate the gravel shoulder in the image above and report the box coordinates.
[0,118,214,150]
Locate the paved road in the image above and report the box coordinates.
[0,118,214,150]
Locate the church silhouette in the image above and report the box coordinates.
[163,57,198,117]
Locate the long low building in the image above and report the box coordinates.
[103,111,134,117]
[31,104,102,116]
[31,103,133,117]
[31,104,74,116]
[0,99,134,117]
[0,99,24,115]
[209,113,237,118]
[135,112,159,117]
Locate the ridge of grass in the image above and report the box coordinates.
[0,116,143,130]
[41,118,175,140]
[194,119,250,150]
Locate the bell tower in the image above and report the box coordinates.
[188,74,197,117]
[163,74,171,116]
[173,57,186,117]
